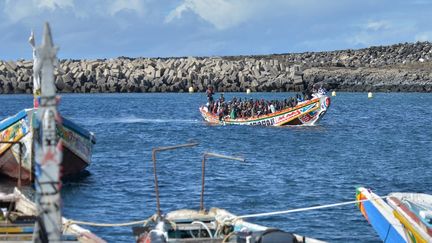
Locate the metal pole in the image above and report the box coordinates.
[200,155,206,212]
[200,152,245,212]
[18,143,22,188]
[151,142,199,218]
[30,125,35,182]
[152,149,160,218]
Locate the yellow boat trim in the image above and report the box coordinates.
[275,103,320,126]
[0,226,29,233]
[394,210,428,243]
[0,133,26,156]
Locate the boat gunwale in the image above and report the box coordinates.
[0,110,28,132]
[62,117,95,143]
[388,195,432,238]
[1,109,95,143]
[0,110,30,156]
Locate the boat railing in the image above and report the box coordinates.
[150,143,246,217]
[151,142,199,218]
[138,144,246,242]
[200,152,245,212]
[0,141,24,188]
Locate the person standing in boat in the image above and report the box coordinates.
[206,85,214,103]
[269,102,276,113]
[230,104,236,119]
[217,102,226,121]
[219,93,225,103]
[304,89,312,100]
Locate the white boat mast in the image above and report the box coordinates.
[31,22,63,242]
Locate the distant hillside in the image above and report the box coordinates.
[0,41,431,94]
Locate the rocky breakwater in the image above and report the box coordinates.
[0,41,431,94]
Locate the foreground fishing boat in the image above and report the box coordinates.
[0,22,104,242]
[387,192,432,242]
[0,28,95,183]
[0,187,104,242]
[132,144,325,242]
[134,207,324,243]
[356,187,432,243]
[356,187,407,242]
[199,91,330,126]
[0,109,95,182]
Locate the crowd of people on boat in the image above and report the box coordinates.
[204,86,320,120]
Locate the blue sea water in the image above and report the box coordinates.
[0,92,431,243]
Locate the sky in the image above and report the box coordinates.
[0,0,431,60]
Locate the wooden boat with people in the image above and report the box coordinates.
[132,143,325,243]
[199,91,331,126]
[356,187,432,243]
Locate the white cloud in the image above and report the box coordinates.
[366,20,390,31]
[3,0,34,22]
[37,0,74,10]
[415,32,432,42]
[107,0,145,16]
[2,0,145,23]
[349,32,375,46]
[348,20,416,47]
[410,0,432,5]
[3,0,74,22]
[165,0,357,30]
[165,0,263,30]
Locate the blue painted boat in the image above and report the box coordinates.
[356,187,407,242]
[388,192,432,243]
[0,108,96,182]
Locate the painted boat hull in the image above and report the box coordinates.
[387,193,432,243]
[356,187,407,242]
[0,108,95,182]
[0,149,32,181]
[200,95,331,126]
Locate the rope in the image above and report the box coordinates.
[65,215,156,227]
[63,195,388,228]
[232,195,389,220]
[65,219,150,227]
[191,221,213,238]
